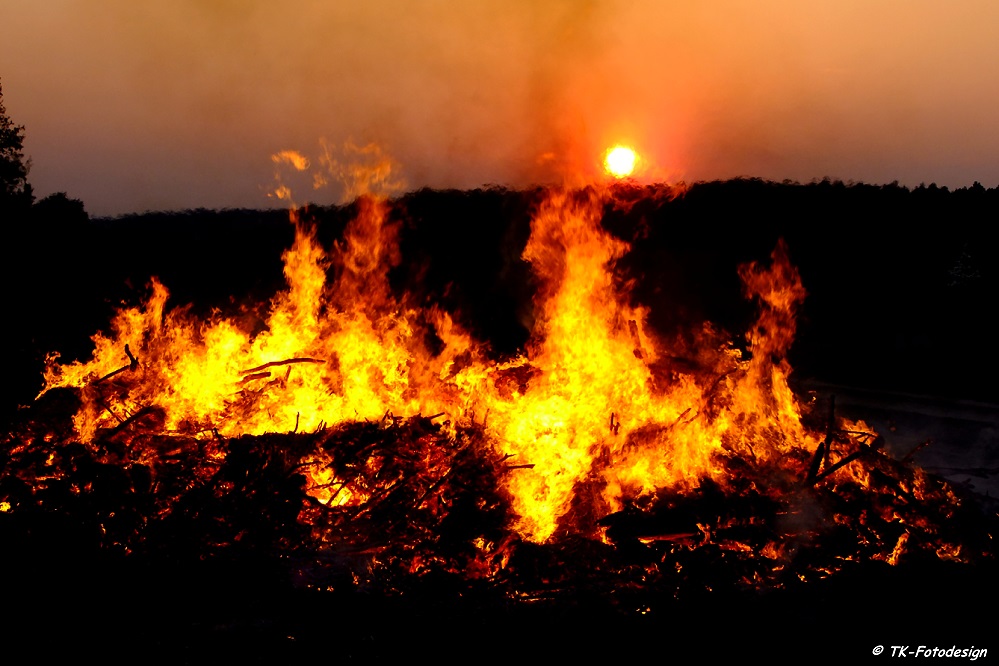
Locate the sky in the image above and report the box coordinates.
[2,0,999,217]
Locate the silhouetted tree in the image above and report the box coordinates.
[0,79,33,216]
[33,191,88,225]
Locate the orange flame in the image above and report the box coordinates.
[42,173,871,546]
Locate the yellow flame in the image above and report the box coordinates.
[271,150,311,171]
[42,181,847,545]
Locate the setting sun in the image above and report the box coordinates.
[604,145,638,178]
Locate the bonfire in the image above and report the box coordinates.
[2,161,994,657]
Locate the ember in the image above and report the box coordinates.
[2,179,995,658]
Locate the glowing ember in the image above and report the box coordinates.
[604,145,638,178]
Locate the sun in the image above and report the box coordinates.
[603,145,638,179]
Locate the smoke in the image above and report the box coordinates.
[3,1,999,214]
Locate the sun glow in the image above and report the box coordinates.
[604,145,637,178]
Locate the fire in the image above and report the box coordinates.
[28,156,985,582]
[40,179,838,546]
[604,145,638,178]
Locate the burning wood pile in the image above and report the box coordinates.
[1,184,994,646]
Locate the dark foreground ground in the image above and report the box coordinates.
[2,550,994,663]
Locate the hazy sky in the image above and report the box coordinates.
[3,0,998,216]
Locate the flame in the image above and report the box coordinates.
[41,166,905,549]
[272,150,310,172]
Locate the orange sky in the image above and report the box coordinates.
[2,0,998,216]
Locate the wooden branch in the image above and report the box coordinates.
[637,532,699,544]
[240,357,322,375]
[670,407,693,430]
[902,438,932,463]
[107,405,156,438]
[806,395,836,483]
[95,344,140,384]
[416,467,458,508]
[415,442,476,508]
[239,371,271,384]
[348,476,406,521]
[97,396,126,425]
[822,395,835,470]
[809,433,885,485]
[628,319,645,359]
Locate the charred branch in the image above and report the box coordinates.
[239,371,271,384]
[902,439,933,463]
[105,404,158,439]
[240,357,323,375]
[628,319,645,359]
[809,433,886,485]
[806,395,836,483]
[94,344,140,384]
